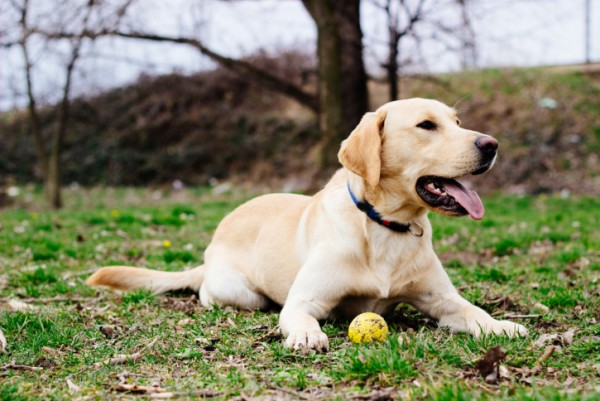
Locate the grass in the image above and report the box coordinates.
[0,186,598,400]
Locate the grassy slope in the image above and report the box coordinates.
[2,65,599,194]
[0,187,598,400]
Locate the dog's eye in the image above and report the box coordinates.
[416,120,437,130]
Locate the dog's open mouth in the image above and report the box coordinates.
[416,176,484,220]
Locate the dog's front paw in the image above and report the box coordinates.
[474,320,529,338]
[285,330,329,352]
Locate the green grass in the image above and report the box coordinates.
[0,187,599,400]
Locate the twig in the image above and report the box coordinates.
[252,326,281,344]
[150,390,223,399]
[487,295,510,305]
[0,296,99,304]
[2,360,43,371]
[267,384,310,400]
[536,345,556,365]
[503,314,541,319]
[145,336,159,350]
[115,383,165,394]
[93,352,142,368]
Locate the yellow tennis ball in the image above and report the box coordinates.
[348,312,389,344]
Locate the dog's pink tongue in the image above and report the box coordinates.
[444,180,485,220]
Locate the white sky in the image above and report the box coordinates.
[0,0,598,110]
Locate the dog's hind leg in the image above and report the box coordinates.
[200,260,269,310]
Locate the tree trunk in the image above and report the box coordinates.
[45,154,61,209]
[302,0,368,168]
[335,0,369,136]
[387,33,400,101]
[303,0,344,167]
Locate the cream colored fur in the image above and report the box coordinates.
[87,98,528,351]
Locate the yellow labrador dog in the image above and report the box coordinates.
[87,98,528,351]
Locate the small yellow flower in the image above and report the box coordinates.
[30,212,39,220]
[111,210,120,218]
[162,240,172,248]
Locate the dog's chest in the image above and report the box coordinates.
[332,234,425,318]
[363,231,423,298]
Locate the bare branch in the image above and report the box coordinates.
[39,29,319,112]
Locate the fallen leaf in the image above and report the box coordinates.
[561,328,576,345]
[100,325,119,339]
[499,365,510,380]
[484,370,498,384]
[475,346,506,378]
[532,302,549,313]
[533,333,558,347]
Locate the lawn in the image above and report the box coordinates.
[0,186,598,400]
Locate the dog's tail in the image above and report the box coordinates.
[86,265,205,294]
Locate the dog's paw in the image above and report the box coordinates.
[474,320,529,338]
[285,330,329,352]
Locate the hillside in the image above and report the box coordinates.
[1,63,599,194]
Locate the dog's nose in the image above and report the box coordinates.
[475,136,498,154]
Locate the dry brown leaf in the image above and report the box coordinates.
[475,346,507,380]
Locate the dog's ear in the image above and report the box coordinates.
[338,109,387,188]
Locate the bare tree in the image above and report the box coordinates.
[372,0,478,101]
[45,0,368,169]
[456,0,477,69]
[10,0,95,208]
[4,0,136,208]
[376,0,426,101]
[5,0,484,184]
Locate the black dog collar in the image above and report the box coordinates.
[347,182,417,234]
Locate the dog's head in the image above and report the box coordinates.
[338,98,497,220]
